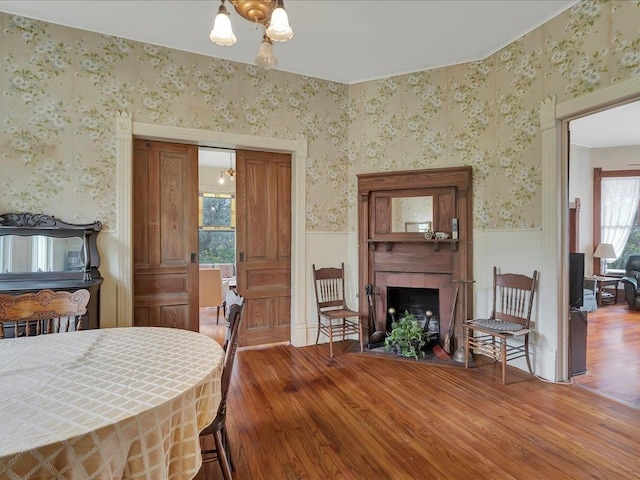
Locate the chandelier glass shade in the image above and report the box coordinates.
[210,0,293,68]
[255,35,278,69]
[266,3,293,42]
[210,3,237,46]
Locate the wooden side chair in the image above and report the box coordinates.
[464,267,538,384]
[0,289,90,339]
[200,303,243,480]
[312,263,364,357]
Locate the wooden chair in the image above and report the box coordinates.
[464,267,538,385]
[200,303,243,480]
[312,263,364,357]
[0,289,90,339]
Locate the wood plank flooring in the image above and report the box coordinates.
[196,307,640,480]
[571,303,640,406]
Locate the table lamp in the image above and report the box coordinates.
[593,243,617,275]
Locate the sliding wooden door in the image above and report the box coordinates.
[132,140,199,331]
[236,149,291,346]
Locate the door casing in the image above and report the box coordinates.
[114,117,308,346]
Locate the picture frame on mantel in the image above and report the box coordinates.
[404,221,432,233]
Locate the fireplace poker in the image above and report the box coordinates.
[443,285,459,354]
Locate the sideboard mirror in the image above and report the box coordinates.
[0,213,103,331]
[0,213,102,281]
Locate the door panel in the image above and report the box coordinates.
[236,149,291,346]
[133,140,199,331]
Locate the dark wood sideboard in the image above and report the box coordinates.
[0,213,103,330]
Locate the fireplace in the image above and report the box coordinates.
[375,272,455,340]
[386,286,440,330]
[357,167,473,347]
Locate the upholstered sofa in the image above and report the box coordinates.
[583,278,598,312]
[621,255,640,310]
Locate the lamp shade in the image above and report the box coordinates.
[593,243,617,259]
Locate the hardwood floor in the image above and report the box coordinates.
[199,306,227,345]
[196,308,639,480]
[572,302,640,406]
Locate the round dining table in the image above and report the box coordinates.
[0,327,225,480]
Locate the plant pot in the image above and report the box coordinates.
[389,340,423,359]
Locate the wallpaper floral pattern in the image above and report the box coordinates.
[1,0,640,233]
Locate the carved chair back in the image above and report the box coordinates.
[0,289,90,339]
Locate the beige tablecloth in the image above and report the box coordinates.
[0,327,225,480]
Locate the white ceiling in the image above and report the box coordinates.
[0,0,577,84]
[199,148,235,169]
[570,100,640,148]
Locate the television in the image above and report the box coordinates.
[569,252,585,309]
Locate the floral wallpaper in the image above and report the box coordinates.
[1,0,640,233]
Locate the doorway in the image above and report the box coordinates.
[567,99,640,405]
[196,147,293,346]
[132,138,293,347]
[116,119,308,345]
[198,147,238,345]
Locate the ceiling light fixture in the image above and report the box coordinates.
[219,152,236,184]
[210,0,293,69]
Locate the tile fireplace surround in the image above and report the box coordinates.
[357,167,473,344]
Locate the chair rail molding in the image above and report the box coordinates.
[115,114,308,347]
[540,75,640,382]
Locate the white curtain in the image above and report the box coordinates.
[601,177,640,263]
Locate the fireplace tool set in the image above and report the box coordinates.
[365,284,386,348]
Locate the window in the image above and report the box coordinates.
[610,200,640,271]
[594,170,640,274]
[199,193,236,264]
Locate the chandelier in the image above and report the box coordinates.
[218,152,236,184]
[209,0,294,70]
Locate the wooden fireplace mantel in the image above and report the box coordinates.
[367,238,459,252]
[357,166,473,342]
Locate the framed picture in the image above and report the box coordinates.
[404,221,432,233]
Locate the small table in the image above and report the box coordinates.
[0,327,225,479]
[593,276,620,306]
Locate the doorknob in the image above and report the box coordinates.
[239,252,244,262]
[190,253,196,263]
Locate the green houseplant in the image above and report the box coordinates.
[384,311,429,360]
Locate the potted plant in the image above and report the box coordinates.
[384,311,429,360]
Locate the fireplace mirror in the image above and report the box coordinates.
[391,195,433,233]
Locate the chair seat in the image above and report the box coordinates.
[321,308,361,320]
[468,319,530,335]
